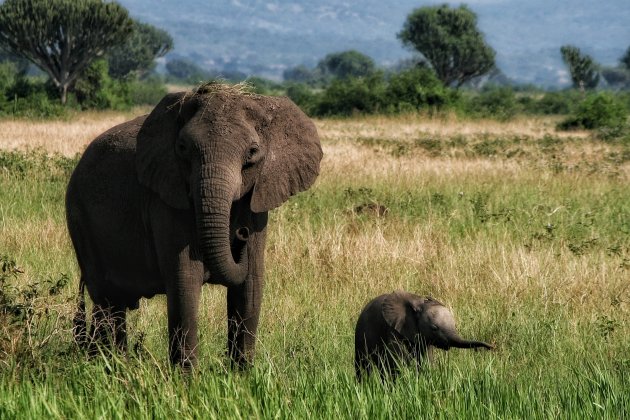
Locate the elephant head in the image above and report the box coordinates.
[382,291,493,351]
[135,84,322,286]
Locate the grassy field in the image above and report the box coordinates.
[0,112,629,418]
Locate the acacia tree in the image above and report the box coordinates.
[0,0,133,104]
[560,45,600,90]
[107,21,173,79]
[398,4,495,88]
[316,50,376,79]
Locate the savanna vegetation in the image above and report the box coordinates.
[1,0,630,135]
[0,0,629,417]
[0,111,629,417]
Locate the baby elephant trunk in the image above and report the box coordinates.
[449,335,494,350]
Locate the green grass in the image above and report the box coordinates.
[1,127,629,418]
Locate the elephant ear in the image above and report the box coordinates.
[136,92,196,210]
[382,291,425,341]
[250,97,323,213]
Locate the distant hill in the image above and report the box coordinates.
[119,0,630,87]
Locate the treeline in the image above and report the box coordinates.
[279,65,630,139]
[0,0,629,137]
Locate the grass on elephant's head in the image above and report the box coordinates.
[0,112,629,417]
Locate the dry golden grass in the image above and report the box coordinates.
[2,111,626,186]
[316,113,591,143]
[315,115,629,181]
[0,111,145,156]
[0,111,586,154]
[321,142,528,183]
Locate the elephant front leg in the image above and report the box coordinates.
[226,270,264,368]
[166,254,204,369]
[225,212,267,368]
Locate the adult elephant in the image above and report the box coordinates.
[66,83,322,368]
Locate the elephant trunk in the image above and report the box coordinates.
[448,333,494,350]
[195,162,249,287]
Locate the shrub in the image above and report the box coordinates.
[0,61,19,94]
[558,92,628,130]
[0,74,66,118]
[314,72,387,116]
[6,92,67,118]
[72,59,131,110]
[384,67,453,112]
[127,76,167,106]
[532,91,579,115]
[464,86,519,120]
[285,83,318,115]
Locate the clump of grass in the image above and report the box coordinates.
[171,81,258,109]
[194,80,256,96]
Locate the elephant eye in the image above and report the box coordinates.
[244,144,262,165]
[431,325,439,331]
[175,139,188,157]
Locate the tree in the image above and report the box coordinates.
[601,67,630,89]
[560,45,600,90]
[0,0,133,104]
[283,65,316,83]
[165,58,211,82]
[108,21,173,79]
[316,50,376,79]
[621,46,630,71]
[397,4,495,88]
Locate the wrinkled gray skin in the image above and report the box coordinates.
[66,87,322,368]
[354,291,493,379]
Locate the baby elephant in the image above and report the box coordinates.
[354,291,493,379]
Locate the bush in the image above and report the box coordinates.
[384,67,454,112]
[0,73,66,118]
[127,76,167,106]
[285,83,319,115]
[73,59,131,110]
[464,86,519,120]
[532,91,578,115]
[0,61,19,95]
[314,72,387,116]
[0,58,169,116]
[558,92,628,130]
[5,92,67,118]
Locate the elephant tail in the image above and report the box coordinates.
[72,278,88,348]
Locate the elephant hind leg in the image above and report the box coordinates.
[73,277,88,349]
[87,303,128,355]
[355,354,372,381]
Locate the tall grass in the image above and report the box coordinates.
[0,114,628,417]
